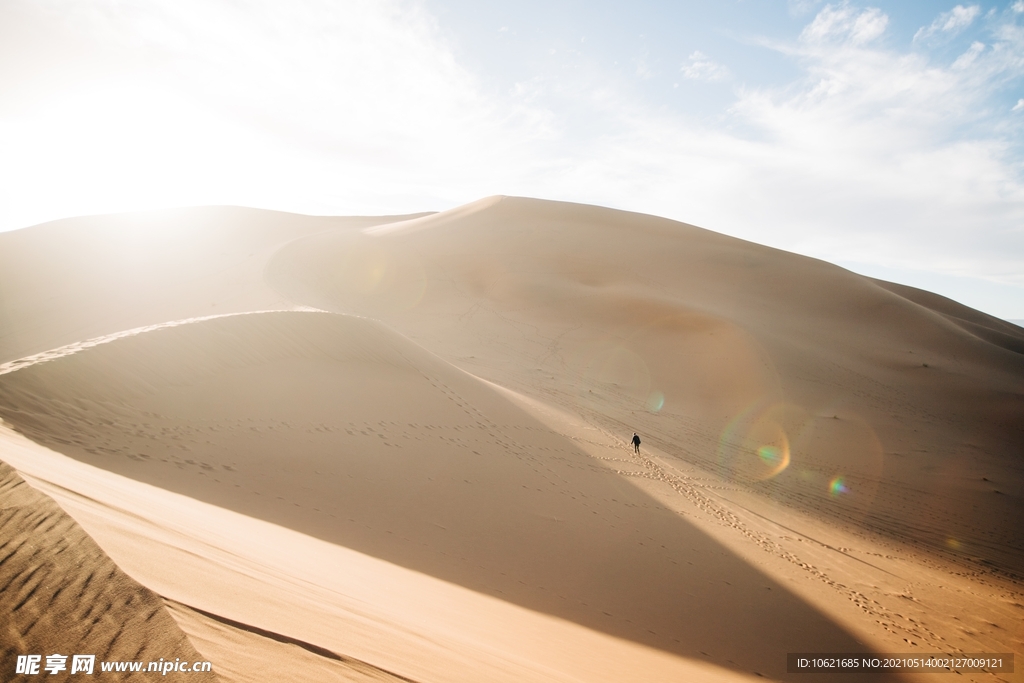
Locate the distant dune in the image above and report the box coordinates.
[0,197,1021,681]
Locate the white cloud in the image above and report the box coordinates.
[914,4,981,42]
[1013,98,1024,110]
[952,40,986,69]
[799,3,888,46]
[680,51,730,81]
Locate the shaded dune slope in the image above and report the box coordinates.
[0,460,215,682]
[0,311,891,679]
[872,278,1024,355]
[266,196,1024,573]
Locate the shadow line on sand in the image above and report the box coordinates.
[0,311,902,681]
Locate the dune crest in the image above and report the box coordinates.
[362,195,500,235]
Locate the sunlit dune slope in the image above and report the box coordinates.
[0,310,886,677]
[0,206,426,364]
[266,196,1024,572]
[0,460,215,682]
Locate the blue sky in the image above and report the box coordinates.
[2,0,1023,319]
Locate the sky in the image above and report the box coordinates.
[1,0,1023,320]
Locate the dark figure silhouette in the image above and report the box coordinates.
[631,432,641,454]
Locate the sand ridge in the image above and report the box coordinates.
[0,459,216,682]
[0,309,325,378]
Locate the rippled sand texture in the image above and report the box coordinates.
[0,460,216,683]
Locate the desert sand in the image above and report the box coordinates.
[0,197,1021,682]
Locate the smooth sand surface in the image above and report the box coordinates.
[0,197,1021,681]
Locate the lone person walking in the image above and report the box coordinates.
[631,432,641,454]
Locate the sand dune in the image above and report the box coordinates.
[0,459,215,682]
[266,196,1024,573]
[0,310,883,676]
[1,196,1022,681]
[1,424,768,683]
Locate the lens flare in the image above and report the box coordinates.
[828,476,849,497]
[757,444,782,464]
[646,390,664,412]
[791,408,885,522]
[717,403,799,482]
